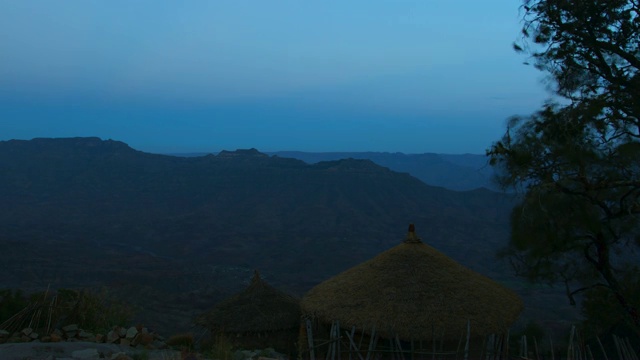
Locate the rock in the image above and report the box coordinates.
[107,330,120,343]
[120,338,131,346]
[62,324,79,332]
[257,348,285,359]
[141,327,149,335]
[138,333,154,346]
[41,335,52,342]
[79,330,94,338]
[71,348,100,359]
[117,327,127,338]
[130,335,139,346]
[0,329,9,337]
[110,353,133,360]
[239,349,257,359]
[20,335,31,342]
[50,333,63,342]
[52,328,63,337]
[95,333,105,343]
[182,352,199,360]
[125,326,138,339]
[152,339,167,349]
[29,331,39,339]
[21,327,33,336]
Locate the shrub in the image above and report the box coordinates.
[51,287,134,333]
[0,289,27,325]
[0,287,134,334]
[166,332,194,350]
[207,334,234,360]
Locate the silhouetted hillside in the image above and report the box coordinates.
[0,137,512,281]
[170,151,496,191]
[271,151,496,191]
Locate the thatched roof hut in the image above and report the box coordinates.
[301,225,523,341]
[198,270,300,334]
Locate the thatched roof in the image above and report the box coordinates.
[301,225,523,341]
[197,270,301,333]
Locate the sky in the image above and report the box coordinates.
[0,1,550,154]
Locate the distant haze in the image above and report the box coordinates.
[0,1,548,154]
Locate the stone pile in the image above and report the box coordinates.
[0,323,168,350]
[233,348,286,360]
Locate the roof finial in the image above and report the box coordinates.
[404,223,422,243]
[252,269,261,284]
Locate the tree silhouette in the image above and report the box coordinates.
[488,0,640,336]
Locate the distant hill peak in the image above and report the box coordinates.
[34,137,125,146]
[217,148,268,158]
[271,151,496,191]
[1,137,135,153]
[314,158,390,173]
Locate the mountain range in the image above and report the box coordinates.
[0,137,574,334]
[269,151,496,191]
[170,150,497,191]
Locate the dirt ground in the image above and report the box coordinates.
[0,341,194,360]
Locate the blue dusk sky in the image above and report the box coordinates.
[0,1,549,154]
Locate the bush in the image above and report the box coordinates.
[1,287,133,333]
[0,289,27,324]
[509,320,546,357]
[57,287,133,333]
[207,334,234,360]
[166,332,194,350]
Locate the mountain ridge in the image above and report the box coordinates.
[0,137,511,281]
[166,150,496,191]
[271,151,496,191]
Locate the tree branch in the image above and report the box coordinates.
[567,282,611,306]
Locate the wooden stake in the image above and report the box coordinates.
[366,325,376,360]
[595,336,607,360]
[464,320,471,360]
[344,330,365,360]
[365,326,376,360]
[624,337,639,360]
[395,334,404,360]
[336,321,341,360]
[432,325,436,360]
[568,325,576,360]
[505,330,510,360]
[326,321,335,360]
[348,326,357,360]
[585,345,594,360]
[306,318,316,360]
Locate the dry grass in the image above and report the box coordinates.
[301,228,523,341]
[166,332,195,350]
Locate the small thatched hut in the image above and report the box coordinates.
[301,225,523,357]
[197,270,301,354]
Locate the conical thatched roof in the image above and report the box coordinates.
[198,270,301,333]
[301,225,523,341]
